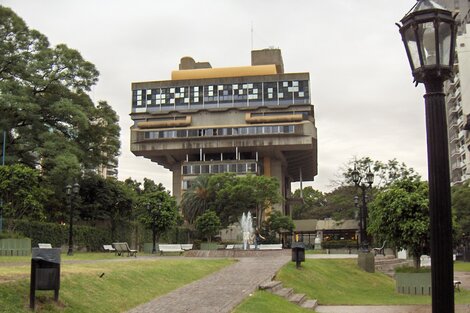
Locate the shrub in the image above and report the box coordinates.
[6,219,112,251]
[321,239,358,250]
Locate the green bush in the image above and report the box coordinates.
[322,239,358,250]
[6,219,112,251]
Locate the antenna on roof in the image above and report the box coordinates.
[251,21,254,50]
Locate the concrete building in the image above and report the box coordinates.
[434,1,470,184]
[129,49,318,215]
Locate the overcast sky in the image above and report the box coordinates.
[3,0,429,193]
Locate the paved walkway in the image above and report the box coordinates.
[126,256,290,313]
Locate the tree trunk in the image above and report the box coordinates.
[414,256,421,269]
[152,225,157,254]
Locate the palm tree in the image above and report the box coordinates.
[181,174,210,223]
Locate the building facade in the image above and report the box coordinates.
[129,49,318,214]
[435,1,470,184]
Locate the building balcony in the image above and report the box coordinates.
[451,161,464,171]
[449,104,462,115]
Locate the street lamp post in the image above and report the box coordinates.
[351,164,374,252]
[398,1,457,312]
[66,183,80,256]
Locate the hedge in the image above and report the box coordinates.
[321,239,358,250]
[6,219,112,251]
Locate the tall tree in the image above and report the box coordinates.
[181,175,211,223]
[338,157,420,188]
[368,178,430,268]
[137,189,179,251]
[79,174,134,240]
[0,6,120,195]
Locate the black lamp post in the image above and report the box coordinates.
[351,164,374,252]
[398,1,457,312]
[66,183,80,256]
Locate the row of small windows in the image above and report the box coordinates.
[142,125,296,140]
[182,162,258,176]
[131,80,309,110]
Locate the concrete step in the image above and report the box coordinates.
[301,299,318,310]
[259,280,282,292]
[274,287,294,298]
[288,293,306,305]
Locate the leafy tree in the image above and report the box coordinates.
[368,178,430,268]
[0,164,50,226]
[451,181,470,239]
[292,186,359,220]
[79,174,134,240]
[137,187,179,251]
[181,174,281,227]
[212,175,281,227]
[0,6,120,198]
[338,157,420,188]
[261,211,295,245]
[292,187,326,219]
[195,210,221,242]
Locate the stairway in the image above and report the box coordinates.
[375,255,414,277]
[259,280,318,310]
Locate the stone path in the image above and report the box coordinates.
[126,256,290,313]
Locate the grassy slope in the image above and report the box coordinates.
[0,258,232,313]
[277,259,470,305]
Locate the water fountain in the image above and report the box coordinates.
[240,212,254,250]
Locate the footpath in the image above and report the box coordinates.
[126,255,290,313]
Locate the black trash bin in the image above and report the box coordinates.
[30,247,61,310]
[291,242,305,268]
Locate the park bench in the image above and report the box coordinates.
[454,280,462,291]
[38,243,52,249]
[112,242,137,257]
[158,244,183,255]
[180,244,193,251]
[225,244,234,250]
[258,244,283,250]
[103,244,116,252]
[373,241,387,256]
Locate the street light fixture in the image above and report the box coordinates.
[398,1,457,312]
[66,183,80,256]
[351,164,374,252]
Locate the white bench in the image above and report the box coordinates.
[180,244,193,251]
[258,244,282,250]
[103,244,116,252]
[158,244,183,255]
[38,243,52,249]
[225,244,234,250]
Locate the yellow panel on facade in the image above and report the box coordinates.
[171,65,278,80]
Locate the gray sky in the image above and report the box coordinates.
[3,0,429,193]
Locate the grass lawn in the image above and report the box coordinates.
[455,261,470,272]
[232,290,313,313]
[0,256,233,313]
[276,259,470,305]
